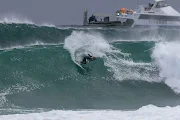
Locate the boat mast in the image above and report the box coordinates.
[83,7,88,25]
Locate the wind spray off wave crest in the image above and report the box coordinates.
[0,14,34,24]
[0,13,55,27]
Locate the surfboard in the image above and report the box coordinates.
[73,60,85,70]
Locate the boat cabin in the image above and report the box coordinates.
[144,0,168,11]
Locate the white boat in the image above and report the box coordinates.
[84,0,180,27]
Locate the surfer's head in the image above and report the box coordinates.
[93,57,96,60]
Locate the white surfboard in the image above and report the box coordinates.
[73,60,85,70]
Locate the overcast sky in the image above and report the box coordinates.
[0,0,179,25]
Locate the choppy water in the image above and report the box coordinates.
[0,16,180,120]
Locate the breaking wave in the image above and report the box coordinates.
[0,21,179,118]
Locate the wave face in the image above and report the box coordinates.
[0,22,180,118]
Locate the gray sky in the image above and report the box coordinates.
[0,0,179,25]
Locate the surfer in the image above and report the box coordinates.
[81,54,96,64]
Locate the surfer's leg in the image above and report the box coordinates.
[81,57,87,64]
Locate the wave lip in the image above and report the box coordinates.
[0,14,56,28]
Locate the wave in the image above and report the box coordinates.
[152,41,180,93]
[0,43,179,110]
[0,105,180,120]
[64,30,180,94]
[0,24,180,111]
[0,13,56,28]
[64,31,158,81]
[0,24,71,48]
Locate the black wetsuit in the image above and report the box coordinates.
[81,54,94,64]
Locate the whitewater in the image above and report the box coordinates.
[0,15,179,120]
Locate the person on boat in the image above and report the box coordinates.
[81,54,96,64]
[120,8,126,14]
[88,15,97,23]
[149,3,154,8]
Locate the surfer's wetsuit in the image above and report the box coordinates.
[81,54,96,64]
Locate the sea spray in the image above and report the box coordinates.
[0,24,179,115]
[63,31,116,63]
[152,41,180,93]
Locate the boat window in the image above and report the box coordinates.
[155,1,168,8]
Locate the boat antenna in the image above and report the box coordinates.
[137,0,139,6]
[91,7,95,15]
[136,0,140,10]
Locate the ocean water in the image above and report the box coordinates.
[0,16,180,120]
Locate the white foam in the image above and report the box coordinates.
[63,31,119,63]
[0,96,7,107]
[40,23,55,27]
[0,105,180,120]
[0,45,25,51]
[2,83,42,95]
[111,34,165,43]
[152,41,180,93]
[104,56,159,82]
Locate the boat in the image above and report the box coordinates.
[83,0,180,27]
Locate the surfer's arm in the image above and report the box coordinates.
[88,54,92,57]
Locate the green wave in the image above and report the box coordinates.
[0,24,179,110]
